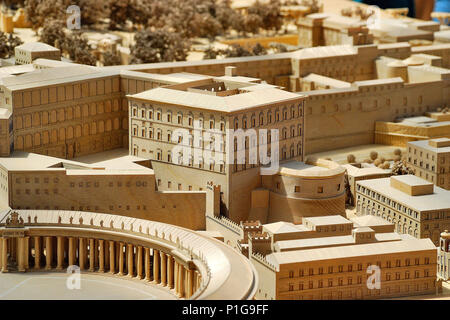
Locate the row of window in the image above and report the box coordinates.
[131,103,304,131]
[292,184,341,193]
[357,185,419,218]
[287,258,431,278]
[16,99,122,130]
[287,278,431,293]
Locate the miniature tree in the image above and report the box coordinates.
[344,172,354,206]
[71,0,110,26]
[248,0,283,31]
[393,148,402,156]
[270,43,288,53]
[221,44,252,58]
[391,160,415,175]
[341,7,353,17]
[252,43,267,56]
[0,32,23,59]
[347,154,356,163]
[24,0,66,30]
[369,151,378,161]
[64,32,97,66]
[39,20,67,49]
[216,0,243,32]
[102,51,122,66]
[203,46,220,60]
[373,158,382,167]
[129,28,190,64]
[108,0,131,30]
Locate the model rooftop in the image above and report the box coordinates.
[357,176,450,211]
[0,151,153,174]
[128,77,304,113]
[408,138,450,153]
[277,158,345,178]
[266,238,436,267]
[303,215,352,226]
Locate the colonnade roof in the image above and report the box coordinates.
[0,209,257,300]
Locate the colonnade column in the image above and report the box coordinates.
[153,249,159,284]
[17,237,25,272]
[136,246,143,279]
[79,238,86,270]
[179,265,185,298]
[168,255,174,289]
[144,247,151,281]
[56,236,64,270]
[99,240,105,273]
[174,261,179,294]
[45,236,52,270]
[89,238,95,272]
[118,242,124,276]
[1,238,7,273]
[0,237,3,271]
[161,252,167,286]
[68,237,75,267]
[109,241,115,274]
[24,237,29,270]
[34,236,41,269]
[187,269,194,298]
[127,244,134,277]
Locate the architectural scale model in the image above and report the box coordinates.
[0,0,449,301]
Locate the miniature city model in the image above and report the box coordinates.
[0,0,450,301]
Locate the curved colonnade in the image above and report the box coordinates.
[0,209,258,300]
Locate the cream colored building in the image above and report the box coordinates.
[14,42,61,65]
[356,175,450,245]
[0,152,206,230]
[241,215,438,300]
[128,70,306,223]
[407,138,450,190]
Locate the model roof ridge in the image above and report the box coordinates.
[15,42,59,51]
[128,82,303,113]
[266,238,436,266]
[1,65,102,87]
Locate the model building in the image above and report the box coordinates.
[0,0,449,301]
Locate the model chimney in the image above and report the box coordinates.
[225,66,237,77]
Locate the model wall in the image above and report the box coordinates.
[275,250,437,299]
[7,170,206,230]
[9,76,128,159]
[304,80,448,155]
